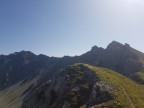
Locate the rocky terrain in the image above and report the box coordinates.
[0,41,144,108]
[22,64,144,108]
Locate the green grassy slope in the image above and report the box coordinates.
[78,64,144,108]
[0,75,41,108]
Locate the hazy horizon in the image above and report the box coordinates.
[1,0,144,57]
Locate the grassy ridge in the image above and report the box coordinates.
[82,64,144,108]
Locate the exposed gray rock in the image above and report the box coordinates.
[22,65,114,108]
[89,81,113,105]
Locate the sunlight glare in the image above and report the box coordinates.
[128,0,143,3]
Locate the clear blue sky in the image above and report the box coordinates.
[0,0,144,57]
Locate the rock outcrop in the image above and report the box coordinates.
[22,64,114,108]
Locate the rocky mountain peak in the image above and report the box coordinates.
[9,51,35,58]
[15,50,34,55]
[90,46,99,52]
[106,41,124,50]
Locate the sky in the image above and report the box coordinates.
[0,0,144,57]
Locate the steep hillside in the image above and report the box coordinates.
[131,72,144,84]
[0,51,59,90]
[0,75,41,108]
[22,64,144,108]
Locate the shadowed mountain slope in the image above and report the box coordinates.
[1,41,144,89]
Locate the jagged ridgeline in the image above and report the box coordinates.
[1,41,144,89]
[22,64,144,108]
[0,41,144,108]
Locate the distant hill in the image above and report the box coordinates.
[0,41,144,107]
[131,72,144,84]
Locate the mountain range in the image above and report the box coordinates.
[0,41,144,108]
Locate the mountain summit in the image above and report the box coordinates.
[106,41,131,51]
[107,41,124,49]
